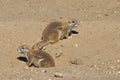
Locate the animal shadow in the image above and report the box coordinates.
[17,56,27,62]
[70,30,79,36]
[63,30,79,39]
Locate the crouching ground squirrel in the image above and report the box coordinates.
[32,19,78,50]
[17,45,55,68]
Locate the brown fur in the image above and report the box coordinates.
[42,22,65,42]
[17,45,55,68]
[27,49,55,67]
[32,20,78,50]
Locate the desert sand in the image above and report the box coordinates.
[0,0,120,80]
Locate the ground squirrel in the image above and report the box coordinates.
[17,45,55,68]
[32,19,78,50]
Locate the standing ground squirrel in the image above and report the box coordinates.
[32,19,78,50]
[17,45,55,68]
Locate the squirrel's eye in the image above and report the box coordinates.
[22,47,25,49]
[72,21,75,23]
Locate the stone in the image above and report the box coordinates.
[54,72,63,78]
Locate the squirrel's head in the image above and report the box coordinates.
[68,19,78,28]
[17,45,30,54]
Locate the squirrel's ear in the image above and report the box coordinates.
[72,20,78,23]
[68,19,78,23]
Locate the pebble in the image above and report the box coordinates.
[70,58,79,65]
[117,59,120,63]
[70,57,82,65]
[114,11,117,14]
[54,72,63,78]
[75,44,78,47]
[68,36,72,38]
[111,66,114,69]
[25,66,29,69]
[117,71,120,74]
[30,78,32,80]
[55,52,63,58]
[41,69,47,73]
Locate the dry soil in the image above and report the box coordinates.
[0,0,120,80]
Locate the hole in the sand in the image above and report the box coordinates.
[62,30,79,39]
[70,30,79,35]
[17,56,27,62]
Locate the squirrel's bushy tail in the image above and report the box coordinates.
[32,41,50,50]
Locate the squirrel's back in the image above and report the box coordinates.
[32,50,55,67]
[42,21,67,42]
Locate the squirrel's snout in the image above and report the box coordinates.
[17,48,22,53]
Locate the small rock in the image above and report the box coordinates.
[111,66,114,69]
[70,57,82,65]
[41,69,47,73]
[25,66,29,69]
[55,52,63,58]
[75,44,78,47]
[117,59,120,63]
[68,36,72,38]
[54,72,63,78]
[117,71,120,74]
[30,78,32,80]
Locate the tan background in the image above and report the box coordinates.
[0,0,120,80]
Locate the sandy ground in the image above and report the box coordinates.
[0,0,120,80]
